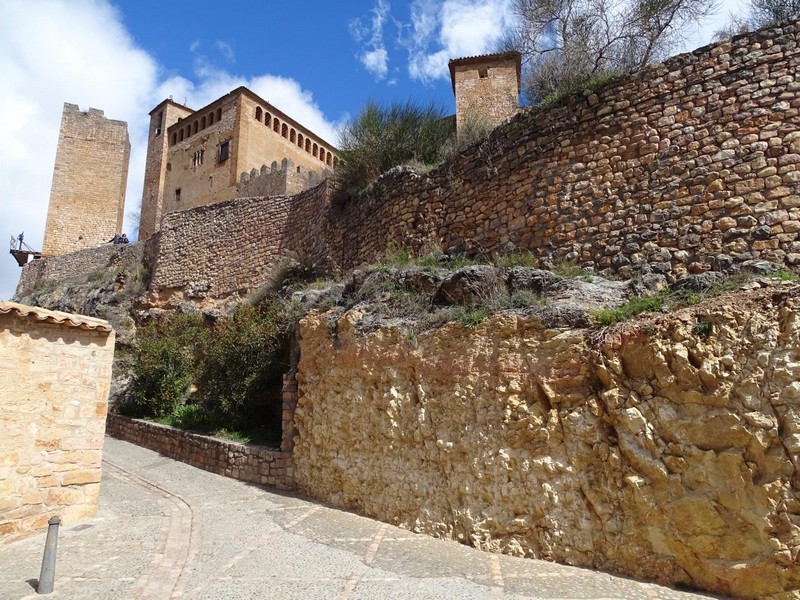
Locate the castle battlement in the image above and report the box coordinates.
[237,158,330,198]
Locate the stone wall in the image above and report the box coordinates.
[105,414,295,491]
[42,103,130,256]
[0,303,114,543]
[291,287,800,598]
[14,242,146,299]
[132,20,800,305]
[236,158,328,199]
[450,52,521,134]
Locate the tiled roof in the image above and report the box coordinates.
[0,301,113,333]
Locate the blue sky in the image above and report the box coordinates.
[0,0,741,301]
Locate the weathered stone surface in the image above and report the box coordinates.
[293,287,800,598]
[434,265,504,306]
[0,303,114,543]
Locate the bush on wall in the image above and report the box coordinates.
[121,295,300,444]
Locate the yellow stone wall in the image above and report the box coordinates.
[151,88,337,221]
[0,305,115,543]
[42,104,130,256]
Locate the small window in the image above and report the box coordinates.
[201,116,206,129]
[274,119,280,133]
[478,67,488,78]
[265,113,271,127]
[255,107,263,122]
[175,188,181,202]
[290,128,296,143]
[216,108,222,121]
[155,110,163,136]
[171,133,177,145]
[209,111,215,125]
[193,121,198,135]
[218,140,230,162]
[297,133,304,148]
[192,149,204,166]
[281,123,288,138]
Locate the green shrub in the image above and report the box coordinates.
[196,296,300,428]
[592,294,665,326]
[336,100,454,194]
[126,313,207,417]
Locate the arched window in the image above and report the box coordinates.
[297,133,303,148]
[255,107,262,122]
[290,129,296,143]
[179,130,184,142]
[312,143,318,157]
[193,121,198,135]
[265,113,271,128]
[209,111,214,125]
[216,108,222,121]
[273,118,280,133]
[326,152,332,166]
[171,133,177,145]
[186,126,191,139]
[201,116,206,129]
[333,156,339,168]
[305,139,311,152]
[281,123,288,138]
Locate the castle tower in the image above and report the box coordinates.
[449,52,521,137]
[41,103,130,256]
[138,99,194,240]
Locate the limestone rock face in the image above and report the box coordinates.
[293,288,800,598]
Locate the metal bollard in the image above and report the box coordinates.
[37,516,61,595]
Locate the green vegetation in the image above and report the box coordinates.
[592,294,665,326]
[335,100,455,195]
[552,260,592,280]
[120,294,299,446]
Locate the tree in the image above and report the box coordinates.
[719,0,800,35]
[505,0,718,103]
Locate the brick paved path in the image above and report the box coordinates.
[0,437,725,599]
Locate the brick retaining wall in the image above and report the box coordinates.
[105,414,295,491]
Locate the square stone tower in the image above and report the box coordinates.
[138,99,193,241]
[41,104,130,256]
[449,52,521,137]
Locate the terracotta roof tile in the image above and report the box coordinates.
[0,301,113,333]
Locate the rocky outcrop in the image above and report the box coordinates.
[293,286,800,598]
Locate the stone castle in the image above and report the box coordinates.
[37,52,521,254]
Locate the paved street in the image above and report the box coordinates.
[0,437,724,599]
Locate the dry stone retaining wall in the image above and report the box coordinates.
[142,20,800,304]
[105,414,295,491]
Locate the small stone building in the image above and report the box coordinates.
[0,302,114,543]
[449,51,521,137]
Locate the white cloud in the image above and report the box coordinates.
[402,0,516,83]
[0,0,343,301]
[351,0,392,80]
